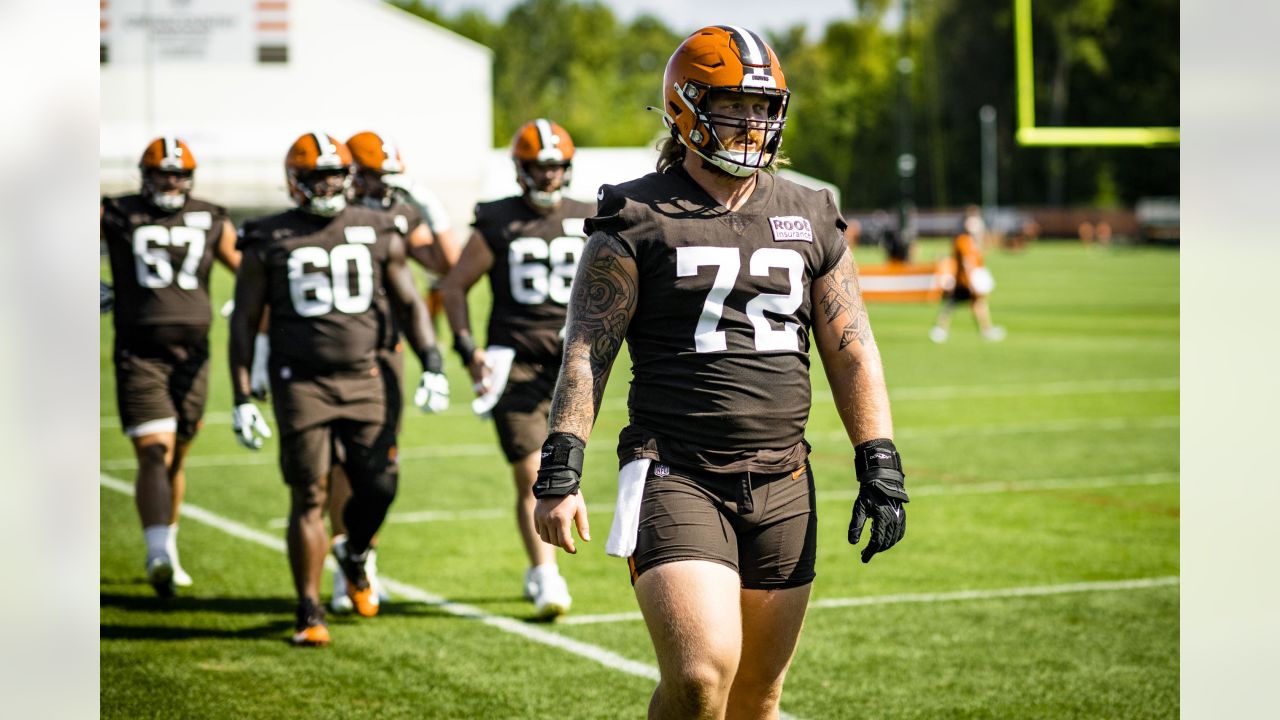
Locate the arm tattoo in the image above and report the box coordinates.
[818,250,872,350]
[549,233,638,435]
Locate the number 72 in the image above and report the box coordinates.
[676,246,804,353]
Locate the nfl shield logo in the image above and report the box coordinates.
[654,463,670,478]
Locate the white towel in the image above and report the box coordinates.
[606,459,651,557]
[470,346,516,418]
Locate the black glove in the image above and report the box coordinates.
[848,439,909,563]
[100,281,113,314]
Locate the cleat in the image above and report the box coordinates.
[982,326,1007,342]
[531,569,571,619]
[146,556,175,598]
[928,326,948,344]
[172,565,193,588]
[332,536,380,618]
[366,548,390,602]
[292,599,330,647]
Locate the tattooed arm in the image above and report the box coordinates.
[812,247,894,445]
[534,231,639,553]
[546,231,640,440]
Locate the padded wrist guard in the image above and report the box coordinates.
[533,432,586,498]
[422,346,444,374]
[854,439,910,501]
[453,334,478,365]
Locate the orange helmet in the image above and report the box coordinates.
[284,132,353,216]
[347,131,405,174]
[139,136,196,211]
[661,26,789,177]
[511,119,575,209]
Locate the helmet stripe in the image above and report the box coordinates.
[163,135,179,162]
[719,25,768,72]
[534,118,555,152]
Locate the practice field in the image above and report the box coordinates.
[100,239,1179,719]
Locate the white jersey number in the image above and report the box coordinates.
[287,243,375,317]
[132,225,206,290]
[676,246,805,353]
[509,236,584,305]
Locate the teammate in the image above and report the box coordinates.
[321,130,461,613]
[439,119,594,618]
[101,137,240,597]
[929,205,1005,342]
[228,132,450,647]
[533,27,909,718]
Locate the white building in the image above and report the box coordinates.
[100,0,491,226]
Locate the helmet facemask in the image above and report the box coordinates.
[672,84,788,178]
[142,169,194,211]
[353,169,395,209]
[517,160,572,210]
[292,168,351,216]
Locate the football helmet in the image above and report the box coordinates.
[139,136,196,211]
[285,132,353,216]
[347,131,405,209]
[661,25,789,177]
[511,119,575,210]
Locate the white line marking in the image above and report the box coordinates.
[99,377,1180,428]
[265,471,1178,528]
[99,415,1179,472]
[559,576,1180,626]
[100,473,803,718]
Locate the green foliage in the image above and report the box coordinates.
[387,0,1177,207]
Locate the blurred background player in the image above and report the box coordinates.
[228,132,449,647]
[101,137,240,597]
[439,119,594,618]
[930,205,1005,342]
[321,130,462,613]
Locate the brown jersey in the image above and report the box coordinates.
[362,196,422,352]
[238,206,399,376]
[473,196,596,364]
[586,168,847,473]
[101,194,229,347]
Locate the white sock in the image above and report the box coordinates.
[143,525,170,562]
[532,562,559,580]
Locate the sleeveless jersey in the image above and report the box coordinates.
[472,196,595,364]
[239,206,399,376]
[587,168,847,472]
[101,194,229,344]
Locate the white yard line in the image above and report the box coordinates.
[560,576,1180,626]
[99,376,1180,428]
[100,415,1179,472]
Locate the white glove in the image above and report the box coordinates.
[220,299,235,318]
[414,371,450,413]
[231,402,272,450]
[250,333,271,400]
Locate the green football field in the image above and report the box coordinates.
[100,239,1179,719]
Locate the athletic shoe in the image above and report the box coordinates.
[982,326,1007,342]
[330,570,353,614]
[172,564,193,588]
[146,555,175,598]
[291,598,330,648]
[331,536,380,618]
[531,567,571,619]
[928,326,948,344]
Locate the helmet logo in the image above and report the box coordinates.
[684,83,699,99]
[690,129,703,144]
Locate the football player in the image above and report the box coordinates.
[929,205,1005,342]
[229,132,449,647]
[439,119,594,618]
[101,137,240,597]
[321,130,461,614]
[533,27,909,717]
